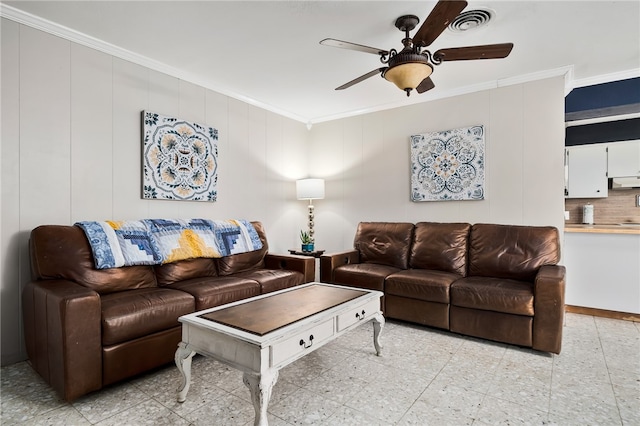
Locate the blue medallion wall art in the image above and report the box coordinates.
[410,125,485,202]
[142,111,218,201]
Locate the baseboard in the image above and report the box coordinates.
[565,305,640,322]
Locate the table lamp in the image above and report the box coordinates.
[296,178,325,248]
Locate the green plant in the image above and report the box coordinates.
[299,230,313,244]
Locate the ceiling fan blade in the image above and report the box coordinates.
[434,43,514,61]
[320,38,389,56]
[413,0,468,47]
[336,68,386,90]
[416,77,435,94]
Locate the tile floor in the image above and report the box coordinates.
[1,313,638,425]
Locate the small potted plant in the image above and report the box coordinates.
[300,230,314,252]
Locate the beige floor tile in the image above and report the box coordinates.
[300,367,369,404]
[414,382,483,419]
[396,396,475,425]
[94,398,189,426]
[344,381,418,424]
[185,392,255,425]
[475,395,550,425]
[70,382,150,424]
[269,387,341,425]
[549,389,622,424]
[322,405,389,426]
[1,313,637,425]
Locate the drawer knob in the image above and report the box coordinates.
[355,310,366,320]
[299,334,314,349]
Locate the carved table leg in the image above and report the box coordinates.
[243,369,279,426]
[372,313,385,356]
[175,342,196,403]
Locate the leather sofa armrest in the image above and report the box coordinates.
[264,254,315,283]
[22,279,102,401]
[320,250,360,283]
[532,265,566,354]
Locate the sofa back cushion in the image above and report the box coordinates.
[354,222,414,269]
[30,225,157,294]
[410,222,471,276]
[217,221,268,276]
[155,258,218,286]
[468,223,560,282]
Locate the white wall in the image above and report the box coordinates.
[1,19,566,365]
[0,21,309,365]
[308,77,566,253]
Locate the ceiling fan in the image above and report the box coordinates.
[320,0,514,96]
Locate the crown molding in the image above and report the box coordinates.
[570,69,640,90]
[312,66,575,124]
[0,4,308,124]
[3,3,636,126]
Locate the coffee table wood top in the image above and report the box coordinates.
[199,284,366,336]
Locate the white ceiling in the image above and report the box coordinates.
[3,1,639,124]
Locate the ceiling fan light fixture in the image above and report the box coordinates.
[384,61,433,96]
[321,0,513,96]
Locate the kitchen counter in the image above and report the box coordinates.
[565,224,640,235]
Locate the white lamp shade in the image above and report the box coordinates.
[296,178,325,200]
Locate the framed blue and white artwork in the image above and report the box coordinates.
[410,125,485,202]
[142,111,218,202]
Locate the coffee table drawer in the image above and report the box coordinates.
[270,319,334,366]
[336,298,381,332]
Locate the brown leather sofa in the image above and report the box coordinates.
[320,222,565,354]
[23,221,314,401]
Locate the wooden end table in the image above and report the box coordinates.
[288,249,325,257]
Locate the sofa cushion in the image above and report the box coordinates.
[102,327,182,387]
[410,222,470,276]
[385,295,450,329]
[354,222,414,269]
[166,276,260,310]
[30,225,157,294]
[468,224,560,282]
[451,276,534,316]
[233,269,304,294]
[217,221,268,276]
[386,269,460,304]
[333,263,401,292]
[155,258,218,286]
[450,305,533,348]
[101,288,195,346]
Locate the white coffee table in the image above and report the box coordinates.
[174,282,384,426]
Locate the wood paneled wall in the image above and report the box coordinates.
[310,77,566,253]
[1,21,309,365]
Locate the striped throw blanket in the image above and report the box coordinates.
[75,219,262,269]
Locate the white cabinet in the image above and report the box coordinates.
[564,232,640,314]
[565,145,608,198]
[608,140,640,177]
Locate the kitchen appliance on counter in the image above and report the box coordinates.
[583,203,594,224]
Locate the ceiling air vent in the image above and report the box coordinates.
[448,9,493,32]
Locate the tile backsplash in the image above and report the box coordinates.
[565,189,640,224]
